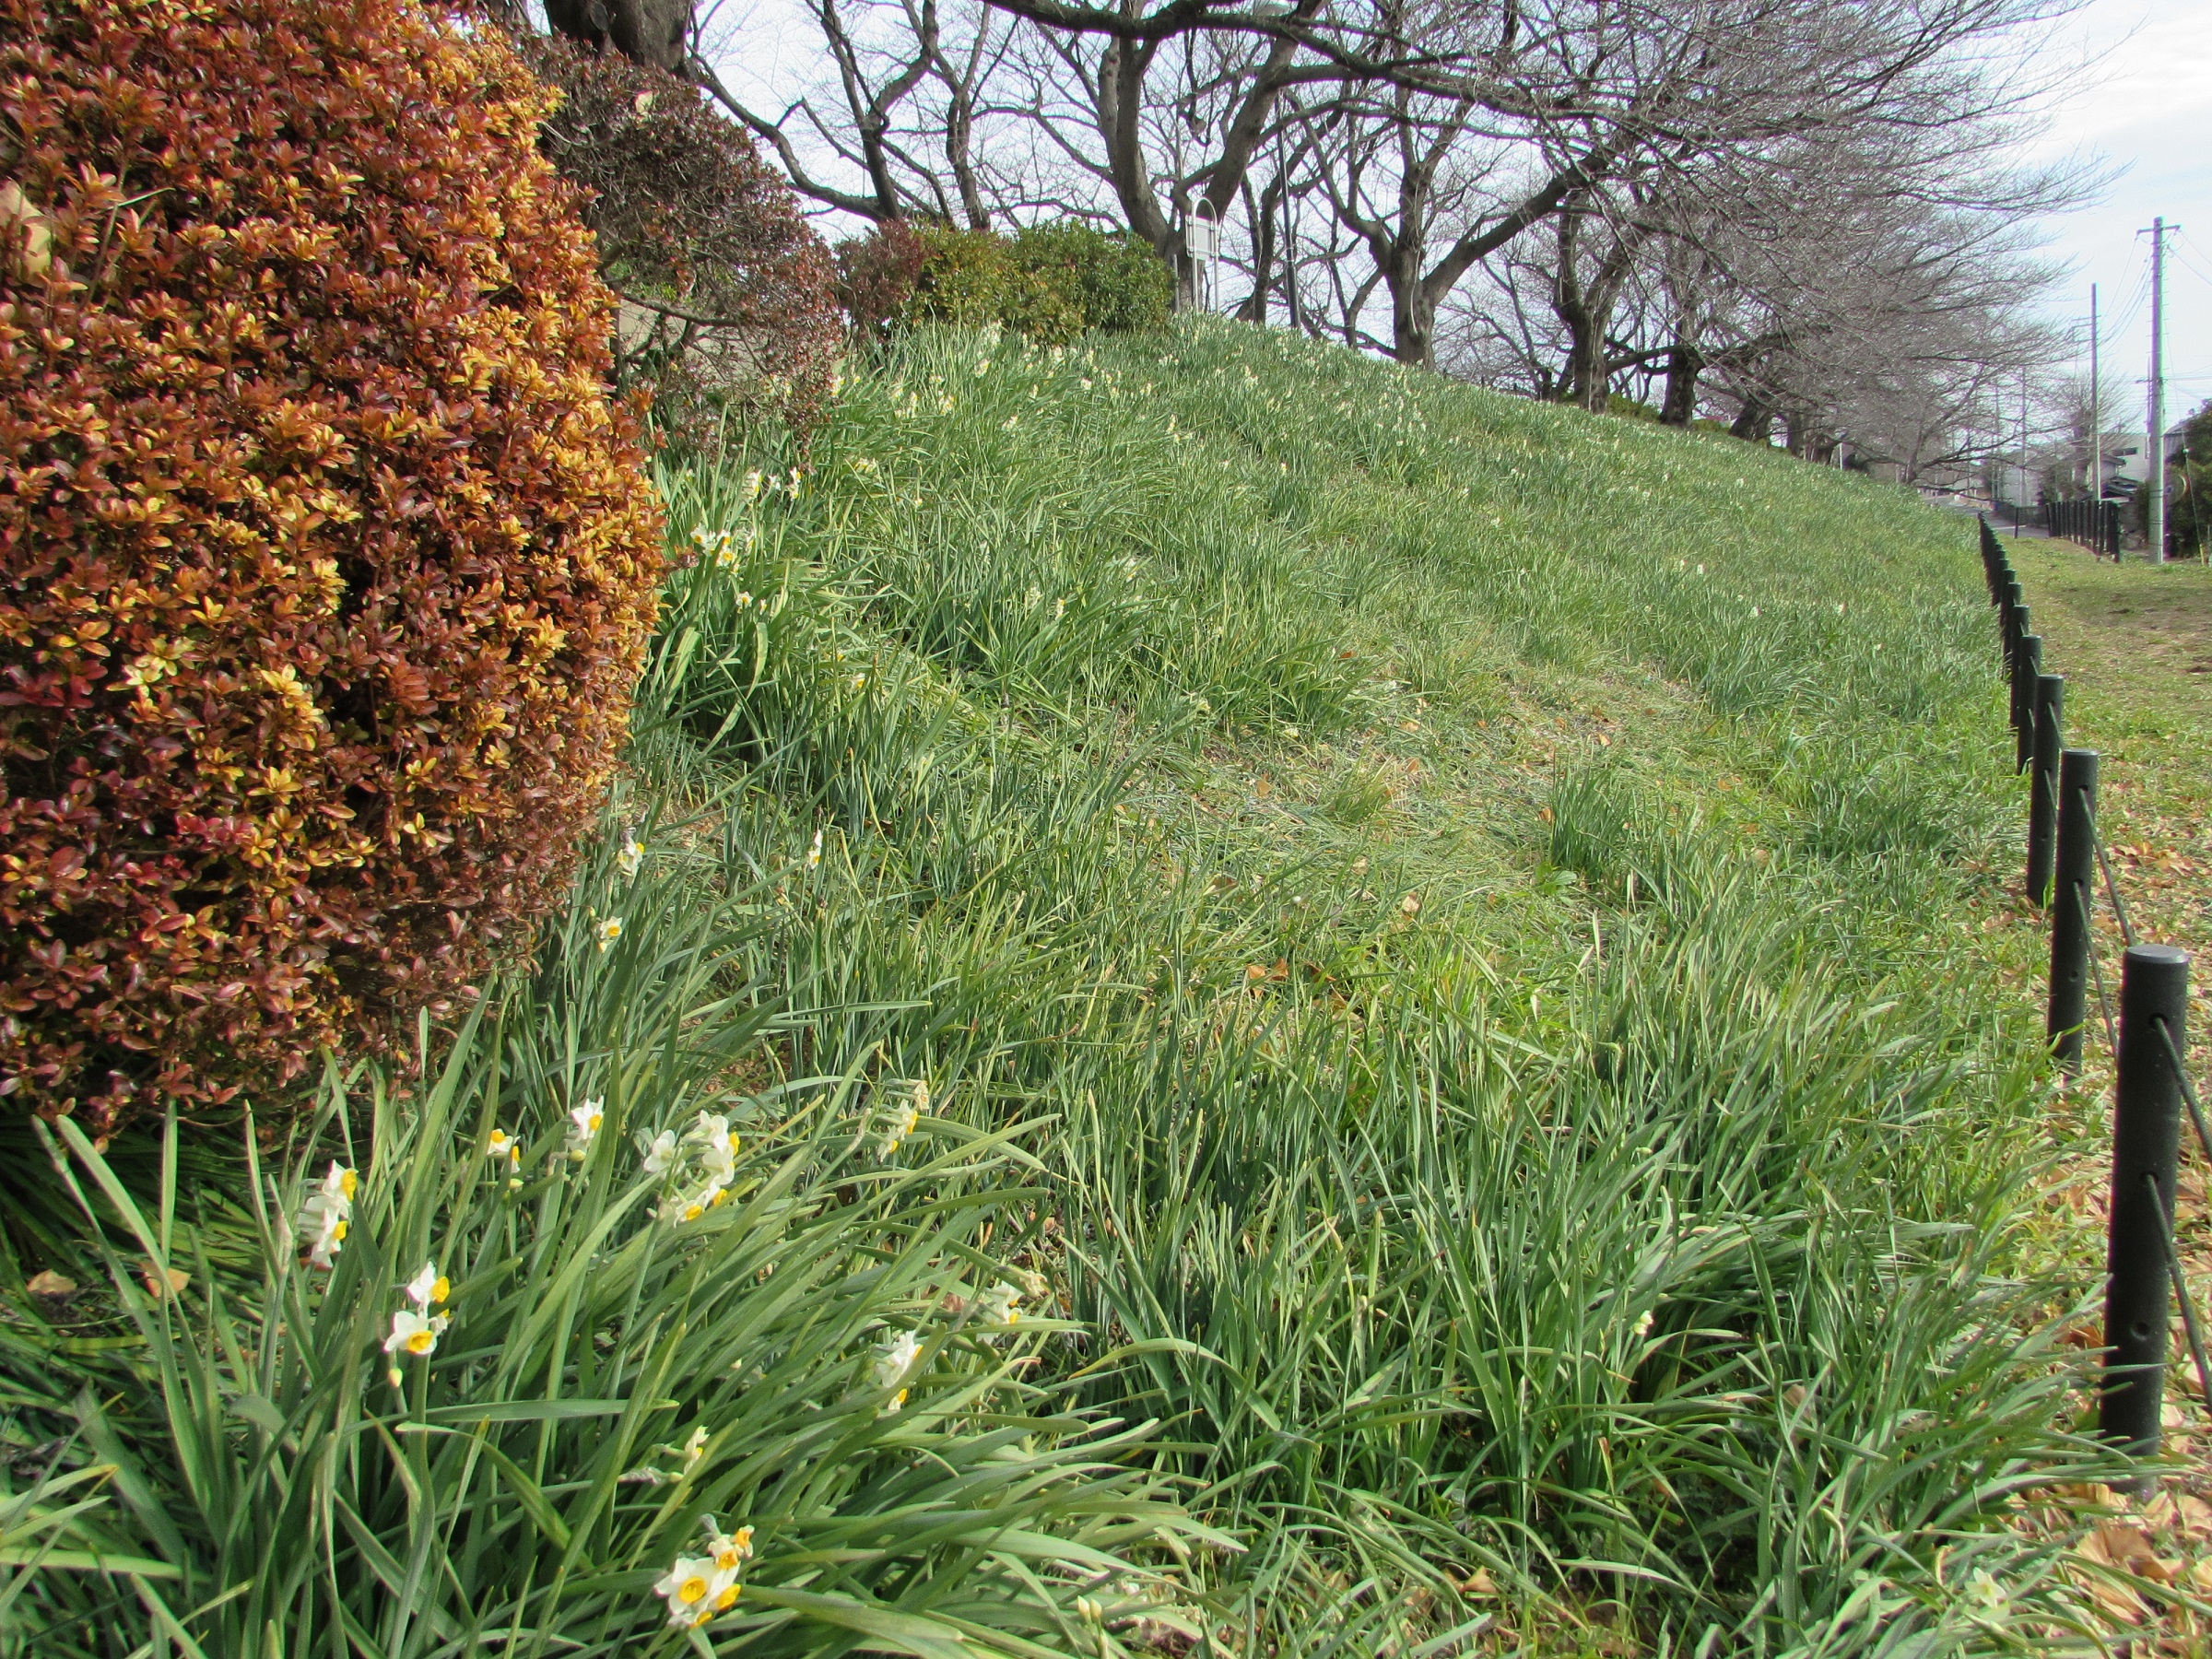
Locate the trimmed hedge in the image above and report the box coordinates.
[0,0,665,1131]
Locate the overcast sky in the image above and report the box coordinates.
[2025,0,2212,433]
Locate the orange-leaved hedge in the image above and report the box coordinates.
[0,0,665,1132]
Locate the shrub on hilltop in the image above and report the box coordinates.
[838,221,1170,347]
[0,0,664,1131]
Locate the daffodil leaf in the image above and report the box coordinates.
[418,1398,636,1425]
[735,1585,973,1659]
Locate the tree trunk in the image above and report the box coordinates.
[1659,336,1702,425]
[1730,397,1774,443]
[1238,176,1282,324]
[546,0,690,72]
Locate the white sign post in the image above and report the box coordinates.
[1185,206,1219,309]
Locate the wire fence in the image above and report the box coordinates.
[1981,514,2201,1468]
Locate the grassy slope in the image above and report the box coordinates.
[637,320,2125,1653]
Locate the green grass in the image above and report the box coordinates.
[4,319,2143,1656]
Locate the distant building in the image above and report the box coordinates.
[2092,429,2185,498]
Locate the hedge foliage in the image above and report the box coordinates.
[839,221,1170,347]
[0,0,664,1131]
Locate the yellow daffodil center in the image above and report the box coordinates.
[406,1329,436,1354]
[710,1187,729,1207]
[430,1277,450,1303]
[332,1219,348,1241]
[893,1387,910,1408]
[586,1112,603,1133]
[677,1574,709,1605]
[714,1584,740,1609]
[682,1203,704,1222]
[338,1171,358,1199]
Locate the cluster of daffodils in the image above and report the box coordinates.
[383,1262,452,1382]
[689,522,756,569]
[873,1077,928,1159]
[740,467,806,504]
[653,1521,754,1629]
[295,1162,357,1268]
[641,1109,745,1222]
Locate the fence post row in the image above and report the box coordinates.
[1979,517,2206,1471]
[2043,497,2125,561]
[2048,747,2100,1074]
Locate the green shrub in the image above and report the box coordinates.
[837,222,1171,347]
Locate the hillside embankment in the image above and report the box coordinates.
[642,319,2128,1650]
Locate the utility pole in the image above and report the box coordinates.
[2089,283,2101,505]
[2144,218,2171,564]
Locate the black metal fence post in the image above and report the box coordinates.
[2101,944,2194,1462]
[2027,674,2065,905]
[2048,748,2100,1074]
[2013,634,2041,771]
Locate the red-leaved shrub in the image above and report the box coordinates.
[0,0,665,1131]
[836,220,930,348]
[524,38,844,443]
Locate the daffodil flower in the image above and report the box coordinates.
[616,830,642,879]
[304,1205,348,1269]
[653,1555,732,1628]
[707,1524,754,1571]
[567,1100,604,1159]
[982,1280,1022,1325]
[403,1263,450,1309]
[1962,1568,2008,1621]
[688,1110,741,1157]
[874,1329,921,1411]
[383,1308,450,1358]
[296,1162,357,1268]
[806,828,823,869]
[877,1099,920,1159]
[485,1128,522,1169]
[595,917,622,952]
[640,1128,678,1179]
[681,1424,707,1473]
[698,1139,737,1187]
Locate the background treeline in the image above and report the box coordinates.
[541,0,2095,479]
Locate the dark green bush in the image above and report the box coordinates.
[836,221,1170,346]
